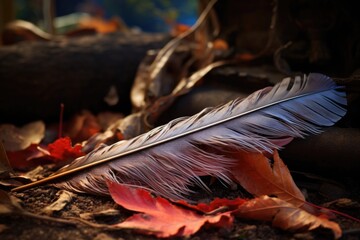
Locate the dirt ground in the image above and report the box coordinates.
[1,173,359,240]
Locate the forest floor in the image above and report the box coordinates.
[1,173,359,240]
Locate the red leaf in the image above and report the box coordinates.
[6,144,48,170]
[176,198,247,214]
[235,195,342,239]
[107,183,343,238]
[47,137,84,162]
[107,182,234,238]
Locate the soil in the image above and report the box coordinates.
[1,174,359,240]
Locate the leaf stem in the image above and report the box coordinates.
[304,201,360,223]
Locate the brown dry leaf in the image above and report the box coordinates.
[80,208,121,221]
[0,189,23,215]
[130,50,157,110]
[235,195,342,239]
[115,112,150,140]
[96,112,124,130]
[230,150,305,208]
[0,224,8,233]
[0,142,13,177]
[83,111,150,152]
[130,0,217,112]
[108,181,234,238]
[43,190,74,215]
[0,190,89,226]
[144,60,229,126]
[78,16,127,33]
[0,121,45,151]
[63,110,102,143]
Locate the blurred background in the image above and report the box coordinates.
[0,0,198,34]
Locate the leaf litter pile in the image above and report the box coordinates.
[1,1,360,239]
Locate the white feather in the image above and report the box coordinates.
[24,73,347,200]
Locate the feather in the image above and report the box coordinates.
[13,73,347,200]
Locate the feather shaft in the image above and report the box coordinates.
[12,73,347,199]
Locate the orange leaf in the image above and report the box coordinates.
[235,53,257,61]
[212,39,229,50]
[79,17,123,33]
[47,137,84,162]
[231,150,305,208]
[63,110,101,143]
[107,182,234,238]
[235,195,342,239]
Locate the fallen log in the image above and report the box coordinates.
[0,33,168,124]
[281,127,360,175]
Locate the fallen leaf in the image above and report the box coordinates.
[235,195,342,239]
[231,150,305,208]
[176,197,247,214]
[0,178,24,188]
[0,190,85,226]
[85,111,149,151]
[96,112,124,130]
[78,16,127,33]
[47,137,85,162]
[235,53,257,61]
[6,144,48,170]
[80,208,121,221]
[130,50,157,111]
[171,23,191,37]
[0,189,24,215]
[130,0,218,114]
[212,38,229,50]
[0,224,8,233]
[107,181,234,238]
[82,129,116,153]
[43,190,74,215]
[115,112,150,140]
[21,165,46,181]
[1,165,48,187]
[64,110,102,143]
[0,121,45,151]
[0,142,13,177]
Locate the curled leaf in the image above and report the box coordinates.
[0,121,45,151]
[235,196,342,239]
[176,197,247,214]
[43,190,74,215]
[80,208,121,221]
[0,142,13,177]
[0,189,24,215]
